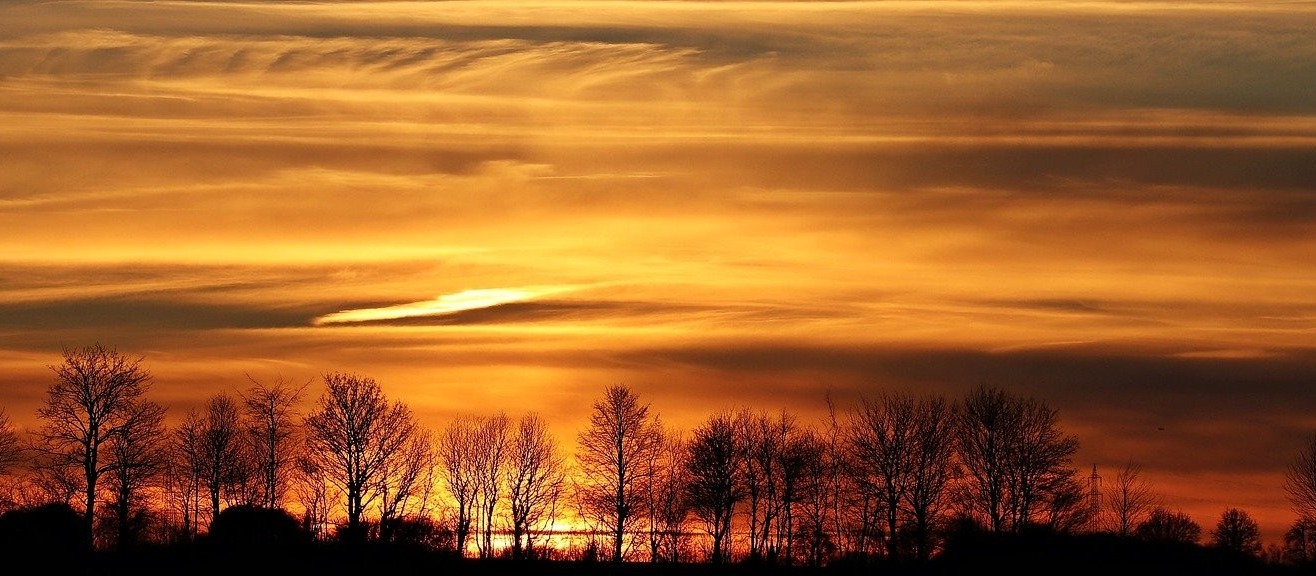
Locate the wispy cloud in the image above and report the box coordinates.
[313,285,578,325]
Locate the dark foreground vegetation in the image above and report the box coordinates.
[0,502,1299,576]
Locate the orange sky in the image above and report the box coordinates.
[2,0,1315,546]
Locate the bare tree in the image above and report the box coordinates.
[643,426,689,563]
[575,384,663,562]
[472,412,509,559]
[240,374,307,510]
[201,393,248,523]
[1105,461,1157,536]
[738,409,792,562]
[794,426,834,567]
[166,409,206,542]
[1286,433,1316,524]
[774,420,813,565]
[1038,470,1091,533]
[377,427,437,543]
[34,344,153,549]
[1282,518,1316,566]
[506,412,565,560]
[1211,507,1262,556]
[904,393,957,562]
[0,408,21,477]
[954,384,1079,533]
[302,371,418,544]
[848,392,917,561]
[294,453,334,542]
[685,410,743,564]
[102,399,168,550]
[439,413,483,556]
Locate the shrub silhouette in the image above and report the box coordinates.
[0,502,87,559]
[207,505,310,556]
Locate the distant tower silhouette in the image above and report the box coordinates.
[1087,464,1102,532]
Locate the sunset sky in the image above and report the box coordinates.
[2,0,1315,545]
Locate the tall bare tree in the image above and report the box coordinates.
[794,426,833,567]
[201,393,247,523]
[1105,461,1157,536]
[34,344,153,549]
[0,408,21,477]
[1285,433,1316,524]
[848,392,917,561]
[954,384,1079,533]
[294,453,334,542]
[302,371,418,544]
[377,427,437,543]
[167,409,206,542]
[905,393,957,562]
[739,409,793,562]
[773,421,813,565]
[685,410,744,564]
[643,426,689,563]
[506,412,565,560]
[439,413,483,556]
[103,398,168,550]
[576,384,663,562]
[240,374,307,510]
[473,412,509,559]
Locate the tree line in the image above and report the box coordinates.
[1,343,1316,571]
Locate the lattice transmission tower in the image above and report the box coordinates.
[1087,464,1102,533]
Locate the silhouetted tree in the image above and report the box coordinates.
[795,426,835,567]
[642,426,689,563]
[473,412,508,559]
[376,426,436,544]
[1211,507,1261,556]
[439,413,483,556]
[1105,461,1158,536]
[202,393,249,522]
[34,344,152,550]
[240,374,307,510]
[905,393,957,562]
[775,421,817,565]
[103,398,168,550]
[685,410,743,564]
[302,371,418,544]
[738,409,777,562]
[293,452,332,542]
[0,408,21,477]
[167,408,206,542]
[738,408,808,564]
[575,384,662,562]
[1281,517,1316,566]
[1285,433,1316,524]
[1037,471,1090,533]
[954,384,1079,533]
[1135,507,1201,545]
[506,412,565,560]
[848,391,918,561]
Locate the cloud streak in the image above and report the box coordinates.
[314,285,579,325]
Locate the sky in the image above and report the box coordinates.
[2,0,1315,545]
